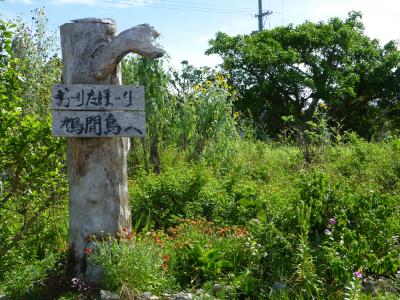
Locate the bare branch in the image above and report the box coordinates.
[93,24,164,80]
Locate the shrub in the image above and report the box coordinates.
[90,234,175,295]
[0,11,67,287]
[1,254,60,299]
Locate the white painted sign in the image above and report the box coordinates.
[51,84,146,137]
[52,84,144,110]
[52,111,145,137]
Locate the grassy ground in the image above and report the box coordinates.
[1,137,399,299]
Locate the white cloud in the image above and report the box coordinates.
[168,51,222,70]
[311,0,400,44]
[195,33,214,46]
[48,0,151,8]
[52,0,97,5]
[175,18,254,69]
[8,0,35,4]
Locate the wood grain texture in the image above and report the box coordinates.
[60,18,163,280]
[93,24,164,80]
[52,111,145,137]
[52,84,144,111]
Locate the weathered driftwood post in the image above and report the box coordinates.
[56,18,163,278]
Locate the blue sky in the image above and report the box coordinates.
[1,0,399,69]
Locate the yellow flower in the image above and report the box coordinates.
[319,102,328,110]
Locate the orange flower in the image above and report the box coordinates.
[161,255,171,271]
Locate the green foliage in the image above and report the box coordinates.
[1,9,400,300]
[207,12,400,139]
[165,220,257,293]
[281,106,332,163]
[344,274,363,300]
[168,61,238,160]
[130,165,208,229]
[1,253,60,299]
[187,81,237,161]
[130,159,281,231]
[127,137,400,298]
[169,60,212,100]
[123,55,173,173]
[0,11,67,292]
[122,58,238,172]
[13,8,61,117]
[90,220,260,298]
[0,19,19,108]
[292,201,320,297]
[90,236,175,295]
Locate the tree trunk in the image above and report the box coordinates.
[60,18,163,280]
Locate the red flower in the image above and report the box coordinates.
[84,247,92,255]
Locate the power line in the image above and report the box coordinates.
[274,11,303,24]
[125,0,253,11]
[108,0,249,13]
[104,0,254,15]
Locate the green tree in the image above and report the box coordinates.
[0,14,67,284]
[207,12,400,139]
[122,55,174,173]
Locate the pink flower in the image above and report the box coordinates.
[84,247,92,255]
[353,271,362,279]
[328,217,336,225]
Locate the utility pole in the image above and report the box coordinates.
[258,0,263,31]
[256,0,272,32]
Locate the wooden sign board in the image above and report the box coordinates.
[52,84,145,110]
[52,111,145,137]
[51,84,146,137]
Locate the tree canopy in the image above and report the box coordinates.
[207,12,400,138]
